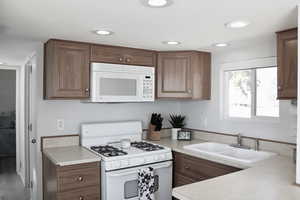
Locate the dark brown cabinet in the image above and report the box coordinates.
[44,40,90,99]
[173,151,241,187]
[91,44,156,67]
[157,51,211,99]
[43,156,100,200]
[277,28,298,99]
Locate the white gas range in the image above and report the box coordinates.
[81,121,173,200]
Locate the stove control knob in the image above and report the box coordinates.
[112,161,121,169]
[166,152,172,160]
[145,156,154,163]
[106,162,113,170]
[121,160,129,168]
[159,154,166,160]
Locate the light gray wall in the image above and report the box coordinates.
[180,38,297,143]
[0,70,16,115]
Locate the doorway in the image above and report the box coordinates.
[0,66,30,200]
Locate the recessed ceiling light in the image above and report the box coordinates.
[0,62,4,65]
[95,30,113,36]
[163,41,181,45]
[225,20,250,29]
[141,0,173,8]
[214,43,229,47]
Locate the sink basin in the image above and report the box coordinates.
[184,142,276,166]
[184,142,232,153]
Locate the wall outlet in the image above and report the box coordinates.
[57,119,64,131]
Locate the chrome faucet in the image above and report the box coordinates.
[237,133,242,146]
[254,139,260,151]
[230,133,251,149]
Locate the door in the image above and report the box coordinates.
[157,52,193,98]
[104,161,172,200]
[25,59,37,200]
[277,28,298,99]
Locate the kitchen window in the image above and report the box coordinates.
[222,58,279,120]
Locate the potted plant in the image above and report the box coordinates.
[169,114,186,140]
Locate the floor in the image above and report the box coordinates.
[0,157,30,200]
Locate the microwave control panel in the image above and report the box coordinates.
[143,75,154,99]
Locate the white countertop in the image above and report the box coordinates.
[150,138,300,200]
[43,146,101,166]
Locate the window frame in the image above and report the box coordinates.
[220,57,280,123]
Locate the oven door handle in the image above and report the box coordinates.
[107,162,172,177]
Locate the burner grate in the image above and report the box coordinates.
[131,141,164,151]
[90,145,128,157]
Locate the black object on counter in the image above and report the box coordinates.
[150,113,163,131]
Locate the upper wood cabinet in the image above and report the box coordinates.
[44,40,90,99]
[157,51,211,99]
[277,28,298,99]
[90,45,156,67]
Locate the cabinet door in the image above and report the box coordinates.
[157,52,193,98]
[91,45,156,66]
[123,48,156,66]
[277,28,298,99]
[44,40,90,99]
[90,45,125,64]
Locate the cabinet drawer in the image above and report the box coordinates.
[58,167,100,192]
[57,186,100,200]
[174,152,240,179]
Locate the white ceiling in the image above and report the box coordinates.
[0,0,298,65]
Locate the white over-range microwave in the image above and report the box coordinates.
[89,63,155,102]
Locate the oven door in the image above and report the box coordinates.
[92,71,143,102]
[103,161,172,200]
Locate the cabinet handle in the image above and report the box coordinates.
[85,88,89,92]
[126,58,131,63]
[188,89,192,93]
[79,196,84,200]
[184,165,190,170]
[77,176,83,182]
[278,86,283,91]
[119,57,124,62]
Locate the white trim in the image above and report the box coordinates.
[220,57,277,71]
[220,57,279,123]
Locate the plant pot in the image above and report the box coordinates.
[172,128,181,140]
[148,124,161,141]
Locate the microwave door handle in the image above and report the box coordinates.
[107,162,172,177]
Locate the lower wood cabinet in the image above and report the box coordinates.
[173,151,241,187]
[43,155,101,200]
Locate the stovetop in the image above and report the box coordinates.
[90,145,128,157]
[131,141,164,151]
[90,141,165,157]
